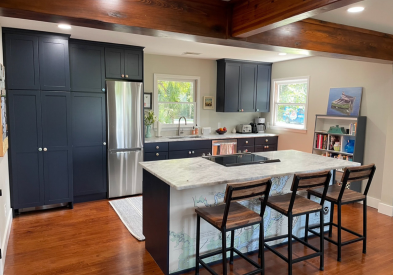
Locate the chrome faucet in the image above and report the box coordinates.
[178,116,187,136]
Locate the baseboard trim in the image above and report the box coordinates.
[366,196,380,209]
[1,209,13,275]
[378,202,393,217]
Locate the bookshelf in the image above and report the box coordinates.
[312,115,367,192]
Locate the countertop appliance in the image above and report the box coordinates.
[236,124,252,134]
[204,153,280,167]
[107,81,143,198]
[250,123,258,133]
[255,117,266,133]
[212,139,237,156]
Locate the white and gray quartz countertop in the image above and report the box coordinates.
[139,150,360,190]
[144,132,278,143]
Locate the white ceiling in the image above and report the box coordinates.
[313,0,393,35]
[0,17,307,63]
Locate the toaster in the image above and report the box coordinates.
[236,124,252,134]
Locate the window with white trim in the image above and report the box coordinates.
[154,74,199,129]
[272,77,309,130]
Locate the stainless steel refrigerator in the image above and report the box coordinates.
[107,81,143,198]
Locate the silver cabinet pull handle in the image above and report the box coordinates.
[245,141,248,144]
[266,139,268,142]
[156,146,159,149]
[156,153,159,156]
[43,148,48,152]
[38,148,42,151]
[121,74,124,78]
[256,109,259,111]
[103,142,106,145]
[102,88,105,92]
[192,151,194,154]
[189,151,191,155]
[126,75,129,78]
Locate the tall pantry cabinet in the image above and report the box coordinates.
[4,29,73,215]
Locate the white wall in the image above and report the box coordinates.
[266,56,393,205]
[0,25,12,275]
[144,54,261,134]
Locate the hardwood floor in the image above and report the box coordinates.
[4,200,393,275]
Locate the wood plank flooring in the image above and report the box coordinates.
[4,200,393,275]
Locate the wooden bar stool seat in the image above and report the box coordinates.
[195,202,262,230]
[306,164,376,262]
[266,194,322,216]
[262,170,332,275]
[308,184,365,204]
[195,178,272,275]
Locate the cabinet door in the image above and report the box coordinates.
[105,47,125,79]
[39,37,70,91]
[224,63,241,112]
[72,93,107,196]
[144,152,168,161]
[240,64,257,112]
[8,91,44,209]
[70,43,105,93]
[41,91,73,204]
[124,49,143,81]
[4,34,40,90]
[256,64,272,112]
[192,148,211,157]
[169,150,191,159]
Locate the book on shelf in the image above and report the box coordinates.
[349,123,357,135]
[315,134,328,150]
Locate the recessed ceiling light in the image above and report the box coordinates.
[347,7,364,13]
[278,53,287,56]
[58,24,71,30]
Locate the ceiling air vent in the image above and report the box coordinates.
[182,52,202,56]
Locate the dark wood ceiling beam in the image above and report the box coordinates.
[0,0,229,39]
[231,0,362,38]
[244,19,393,62]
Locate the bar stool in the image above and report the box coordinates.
[195,177,272,275]
[306,164,376,262]
[262,170,331,275]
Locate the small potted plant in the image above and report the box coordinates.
[144,110,157,138]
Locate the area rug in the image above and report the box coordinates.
[109,196,145,241]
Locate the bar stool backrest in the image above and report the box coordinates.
[288,170,332,213]
[222,178,272,229]
[340,164,376,200]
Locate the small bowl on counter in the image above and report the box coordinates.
[216,129,227,135]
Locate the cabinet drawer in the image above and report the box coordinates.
[237,145,254,153]
[169,150,190,159]
[255,136,278,145]
[144,152,168,161]
[144,142,168,153]
[255,145,277,152]
[237,138,255,147]
[169,140,211,151]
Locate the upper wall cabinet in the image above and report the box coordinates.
[105,46,143,81]
[70,41,105,93]
[4,33,40,90]
[216,59,272,113]
[3,29,70,91]
[39,36,70,91]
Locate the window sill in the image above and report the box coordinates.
[269,125,307,134]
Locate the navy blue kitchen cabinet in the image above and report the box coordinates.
[145,140,212,161]
[41,91,73,204]
[4,33,40,90]
[144,142,169,161]
[3,28,70,91]
[39,36,70,91]
[216,59,272,113]
[105,46,143,81]
[70,41,105,93]
[256,64,272,112]
[8,90,44,209]
[144,152,168,161]
[8,90,73,213]
[72,93,107,202]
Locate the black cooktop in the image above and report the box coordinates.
[204,153,280,167]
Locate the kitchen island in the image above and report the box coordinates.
[140,150,360,275]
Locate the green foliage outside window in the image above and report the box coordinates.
[275,82,307,125]
[158,80,195,124]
